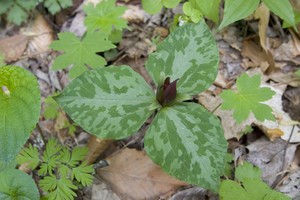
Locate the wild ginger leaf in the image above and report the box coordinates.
[0,66,40,164]
[44,0,73,14]
[220,74,275,123]
[218,0,260,30]
[54,65,156,139]
[144,103,227,192]
[0,169,40,200]
[50,31,115,78]
[0,0,36,25]
[145,20,219,95]
[16,144,40,170]
[84,0,128,35]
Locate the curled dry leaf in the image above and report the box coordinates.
[25,14,54,58]
[86,135,114,164]
[98,148,188,200]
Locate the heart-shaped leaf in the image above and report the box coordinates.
[146,20,219,95]
[55,66,155,139]
[144,103,227,191]
[0,169,40,200]
[0,66,40,163]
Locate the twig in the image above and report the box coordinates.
[271,125,295,188]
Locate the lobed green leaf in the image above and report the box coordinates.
[44,0,73,14]
[220,74,275,123]
[16,144,40,170]
[50,31,115,78]
[84,0,128,35]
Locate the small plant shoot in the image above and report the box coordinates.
[55,20,228,191]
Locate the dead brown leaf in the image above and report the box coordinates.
[246,137,297,186]
[98,148,188,200]
[25,13,54,58]
[241,39,276,73]
[86,135,114,164]
[253,4,270,51]
[0,34,29,62]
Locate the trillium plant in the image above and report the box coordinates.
[55,20,228,191]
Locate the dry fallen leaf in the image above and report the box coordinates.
[98,148,188,200]
[86,135,114,164]
[25,13,53,58]
[246,137,297,186]
[0,34,29,62]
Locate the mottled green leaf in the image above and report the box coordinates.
[220,74,275,123]
[218,0,260,30]
[0,66,40,163]
[144,103,227,191]
[262,0,295,26]
[84,0,128,35]
[0,169,40,200]
[146,20,219,95]
[55,66,155,139]
[50,31,115,78]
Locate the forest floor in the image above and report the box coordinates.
[0,0,300,199]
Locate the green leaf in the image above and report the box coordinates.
[0,0,36,25]
[0,66,40,163]
[220,163,291,200]
[70,147,89,166]
[182,2,202,23]
[194,0,220,24]
[44,0,73,14]
[235,162,261,182]
[44,95,60,120]
[0,53,5,66]
[71,161,94,187]
[262,0,295,26]
[40,175,78,200]
[84,0,128,35]
[50,31,115,78]
[0,169,40,200]
[220,73,275,123]
[142,0,181,14]
[295,69,300,77]
[146,20,219,95]
[144,103,227,191]
[39,139,62,176]
[16,144,40,170]
[55,65,155,139]
[219,180,251,200]
[283,11,300,28]
[218,0,260,30]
